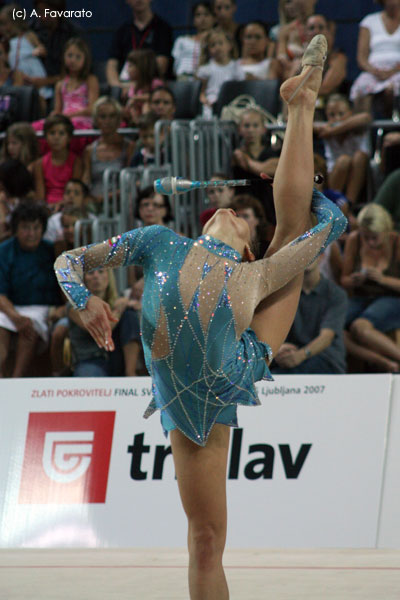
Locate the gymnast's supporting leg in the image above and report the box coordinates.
[170,424,230,600]
[251,40,325,357]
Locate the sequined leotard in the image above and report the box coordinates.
[54,191,346,445]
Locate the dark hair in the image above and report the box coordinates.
[149,85,176,105]
[65,178,89,198]
[0,159,34,197]
[192,1,213,17]
[126,48,159,89]
[230,193,268,258]
[11,201,49,235]
[241,20,269,38]
[62,37,92,80]
[135,186,172,223]
[0,37,9,54]
[61,205,87,219]
[43,114,74,138]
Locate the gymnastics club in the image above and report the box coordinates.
[153,174,324,196]
[154,176,251,196]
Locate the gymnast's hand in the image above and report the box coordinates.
[79,296,117,351]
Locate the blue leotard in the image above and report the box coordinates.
[54,191,346,446]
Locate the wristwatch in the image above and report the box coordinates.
[304,347,312,359]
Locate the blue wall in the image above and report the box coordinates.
[15,0,378,80]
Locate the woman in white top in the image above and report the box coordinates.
[172,2,215,80]
[238,21,280,80]
[350,0,400,114]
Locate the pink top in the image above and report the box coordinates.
[127,78,164,99]
[42,150,77,205]
[61,76,93,129]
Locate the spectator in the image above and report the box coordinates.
[130,112,157,167]
[122,48,163,124]
[315,93,371,206]
[304,14,347,119]
[31,114,83,208]
[199,171,235,227]
[238,21,279,80]
[276,0,317,80]
[0,2,52,111]
[212,0,239,48]
[134,185,172,227]
[30,0,81,87]
[350,0,400,116]
[197,28,245,118]
[148,86,176,120]
[33,37,99,134]
[0,159,35,242]
[0,37,23,86]
[172,1,215,80]
[49,204,89,375]
[230,193,272,258]
[68,268,142,377]
[0,202,62,377]
[341,203,400,372]
[375,167,400,231]
[106,0,173,86]
[82,96,135,211]
[231,107,280,218]
[2,122,40,167]
[381,130,400,175]
[271,255,347,374]
[44,178,92,242]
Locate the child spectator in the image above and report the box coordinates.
[82,96,135,211]
[68,268,142,377]
[197,28,245,118]
[2,122,40,167]
[130,112,157,167]
[122,48,163,124]
[0,159,35,242]
[315,93,372,206]
[32,37,99,154]
[231,107,280,219]
[43,178,91,242]
[0,37,23,86]
[172,1,215,80]
[149,86,176,120]
[276,0,317,80]
[50,37,98,130]
[0,2,52,111]
[31,114,83,208]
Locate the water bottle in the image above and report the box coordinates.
[392,81,400,123]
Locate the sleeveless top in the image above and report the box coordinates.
[90,138,130,197]
[42,150,77,205]
[61,76,93,129]
[354,231,400,297]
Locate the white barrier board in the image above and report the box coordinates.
[0,375,391,548]
[377,375,400,548]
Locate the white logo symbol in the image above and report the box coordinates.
[42,431,94,483]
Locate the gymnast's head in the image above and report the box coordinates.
[201,207,256,262]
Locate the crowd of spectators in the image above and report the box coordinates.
[0,0,400,378]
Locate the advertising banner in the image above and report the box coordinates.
[0,375,392,548]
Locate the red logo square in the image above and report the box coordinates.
[19,411,115,504]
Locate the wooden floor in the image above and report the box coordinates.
[1,548,400,599]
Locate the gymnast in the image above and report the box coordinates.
[54,35,346,600]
